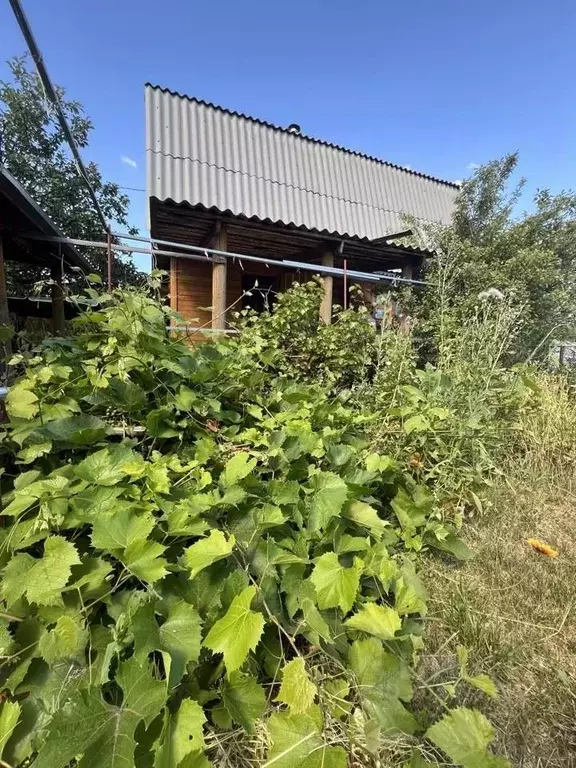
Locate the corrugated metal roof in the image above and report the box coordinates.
[146,84,459,242]
[0,165,91,271]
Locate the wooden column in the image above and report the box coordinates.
[401,262,413,282]
[51,260,66,335]
[0,236,13,363]
[211,225,227,331]
[320,250,334,324]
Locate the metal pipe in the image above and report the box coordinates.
[111,231,427,286]
[8,0,110,236]
[23,235,213,263]
[343,259,348,309]
[24,233,428,286]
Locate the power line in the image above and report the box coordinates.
[8,0,109,236]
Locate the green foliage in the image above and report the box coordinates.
[230,278,376,389]
[0,55,142,291]
[418,153,576,360]
[0,286,509,766]
[369,311,527,509]
[426,708,511,767]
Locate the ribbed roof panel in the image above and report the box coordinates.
[146,84,459,240]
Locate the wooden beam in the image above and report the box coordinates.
[211,226,227,330]
[319,250,334,324]
[200,219,220,248]
[51,259,65,334]
[0,235,13,364]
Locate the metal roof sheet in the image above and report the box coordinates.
[0,165,91,271]
[146,84,459,241]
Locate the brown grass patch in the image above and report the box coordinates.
[419,471,576,767]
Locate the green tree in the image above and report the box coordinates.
[419,153,576,360]
[0,55,142,292]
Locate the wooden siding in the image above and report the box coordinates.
[170,258,296,326]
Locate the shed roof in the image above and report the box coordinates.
[146,83,459,242]
[0,165,91,272]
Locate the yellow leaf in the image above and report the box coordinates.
[526,538,558,558]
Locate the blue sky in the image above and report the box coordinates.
[1,0,575,272]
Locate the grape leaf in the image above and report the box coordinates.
[35,657,165,768]
[38,616,88,663]
[222,453,257,486]
[1,553,34,607]
[203,586,264,675]
[184,530,236,580]
[276,657,317,714]
[349,638,412,702]
[6,383,38,420]
[309,553,362,614]
[265,710,346,768]
[345,603,402,640]
[391,487,432,531]
[154,698,206,767]
[307,472,348,533]
[16,537,80,606]
[159,601,203,686]
[16,441,53,464]
[91,508,155,550]
[350,637,416,735]
[121,539,169,583]
[133,600,202,687]
[40,414,109,446]
[221,672,266,732]
[395,561,428,616]
[75,444,135,486]
[0,700,20,757]
[465,673,498,698]
[343,501,386,540]
[426,708,511,767]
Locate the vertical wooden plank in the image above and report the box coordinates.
[319,250,334,324]
[51,259,65,334]
[401,262,413,281]
[0,236,13,362]
[170,257,178,312]
[211,225,227,330]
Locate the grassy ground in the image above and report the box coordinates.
[419,469,576,767]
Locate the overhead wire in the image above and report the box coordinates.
[7,0,109,235]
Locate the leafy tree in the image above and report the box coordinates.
[419,153,576,360]
[0,55,142,292]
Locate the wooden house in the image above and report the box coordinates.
[145,84,459,330]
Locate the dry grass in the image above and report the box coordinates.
[419,469,576,767]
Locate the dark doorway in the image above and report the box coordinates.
[242,275,278,313]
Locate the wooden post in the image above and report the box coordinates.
[401,262,413,282]
[320,250,334,324]
[211,225,227,330]
[0,236,13,364]
[51,259,65,335]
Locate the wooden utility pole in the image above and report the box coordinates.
[211,224,227,331]
[319,250,334,324]
[51,259,65,334]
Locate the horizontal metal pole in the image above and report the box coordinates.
[24,232,428,286]
[23,234,213,264]
[169,326,239,334]
[111,231,427,286]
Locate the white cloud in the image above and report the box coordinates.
[466,162,480,170]
[121,155,138,169]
